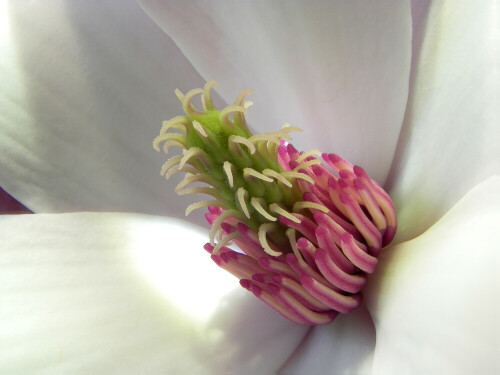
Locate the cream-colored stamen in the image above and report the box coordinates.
[258,223,283,256]
[176,173,215,190]
[296,150,322,163]
[182,88,204,117]
[228,135,256,154]
[160,155,183,176]
[251,198,277,221]
[220,105,247,130]
[249,134,280,145]
[153,133,187,152]
[159,116,188,135]
[213,232,240,255]
[223,161,235,188]
[262,169,293,187]
[175,89,185,102]
[162,140,186,154]
[179,147,209,169]
[269,203,301,223]
[176,187,220,199]
[192,121,208,138]
[202,80,218,111]
[209,210,244,245]
[243,168,273,183]
[185,200,226,216]
[293,201,329,213]
[281,171,314,184]
[293,159,322,172]
[236,188,251,219]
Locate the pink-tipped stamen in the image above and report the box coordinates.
[267,283,338,325]
[315,226,356,274]
[340,233,378,273]
[314,248,367,293]
[339,192,382,253]
[300,274,362,314]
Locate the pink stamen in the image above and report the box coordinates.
[205,212,219,226]
[337,178,363,204]
[208,206,224,215]
[353,166,397,246]
[327,178,349,217]
[240,279,307,325]
[314,248,366,293]
[271,274,330,311]
[296,237,318,271]
[252,273,328,312]
[286,253,340,292]
[322,153,353,173]
[267,283,338,325]
[353,178,387,232]
[339,193,382,253]
[340,233,378,273]
[315,227,356,274]
[300,274,362,314]
[259,256,300,282]
[279,214,318,245]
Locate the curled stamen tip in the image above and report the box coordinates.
[240,279,251,290]
[175,88,185,102]
[328,154,342,162]
[353,165,368,178]
[341,232,353,243]
[205,80,219,87]
[204,243,215,254]
[339,170,353,179]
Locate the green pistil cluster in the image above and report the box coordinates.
[154,81,312,255]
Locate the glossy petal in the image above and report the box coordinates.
[281,305,375,375]
[365,175,500,374]
[139,0,412,183]
[0,213,306,373]
[0,1,212,224]
[386,1,500,242]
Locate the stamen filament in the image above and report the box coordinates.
[258,223,283,256]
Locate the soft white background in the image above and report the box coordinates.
[0,0,498,373]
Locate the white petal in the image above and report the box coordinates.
[0,1,211,222]
[365,175,500,374]
[139,0,412,183]
[0,213,307,373]
[281,305,375,375]
[387,1,500,242]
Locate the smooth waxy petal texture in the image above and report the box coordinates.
[365,175,500,374]
[387,1,500,242]
[0,1,212,224]
[139,0,412,184]
[0,213,307,373]
[280,305,375,374]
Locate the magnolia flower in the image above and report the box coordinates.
[0,1,498,374]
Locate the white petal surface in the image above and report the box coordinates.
[139,0,412,184]
[365,175,500,374]
[281,305,375,375]
[0,1,214,224]
[0,213,307,373]
[386,1,500,242]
